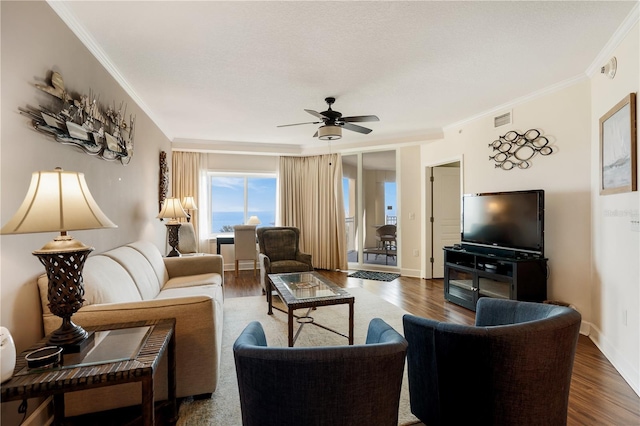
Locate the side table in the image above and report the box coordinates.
[1,318,176,426]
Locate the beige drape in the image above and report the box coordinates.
[279,154,347,270]
[172,151,205,252]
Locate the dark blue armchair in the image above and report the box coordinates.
[403,298,581,426]
[233,318,408,426]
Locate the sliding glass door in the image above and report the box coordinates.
[342,150,398,270]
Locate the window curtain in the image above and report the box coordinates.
[279,154,347,270]
[172,151,207,252]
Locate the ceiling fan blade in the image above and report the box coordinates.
[342,122,373,134]
[277,121,320,128]
[342,115,380,123]
[313,130,318,138]
[305,109,328,119]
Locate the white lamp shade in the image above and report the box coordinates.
[318,125,342,141]
[246,215,261,225]
[1,168,116,235]
[157,198,188,221]
[181,196,198,210]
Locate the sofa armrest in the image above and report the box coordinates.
[43,295,223,398]
[164,254,224,281]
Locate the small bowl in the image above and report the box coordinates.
[25,346,63,369]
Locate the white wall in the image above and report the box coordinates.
[0,0,171,370]
[589,22,639,394]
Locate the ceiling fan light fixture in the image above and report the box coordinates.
[318,125,342,141]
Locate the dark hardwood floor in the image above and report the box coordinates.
[226,269,640,426]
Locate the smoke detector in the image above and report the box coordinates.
[601,57,617,79]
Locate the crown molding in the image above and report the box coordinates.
[585,2,639,77]
[46,1,175,141]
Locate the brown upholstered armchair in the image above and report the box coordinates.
[256,227,313,295]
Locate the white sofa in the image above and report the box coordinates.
[37,240,224,417]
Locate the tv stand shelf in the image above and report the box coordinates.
[444,247,547,311]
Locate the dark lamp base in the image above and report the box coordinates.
[59,332,95,354]
[166,223,183,257]
[47,319,94,353]
[166,248,182,257]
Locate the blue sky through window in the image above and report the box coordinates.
[210,175,276,233]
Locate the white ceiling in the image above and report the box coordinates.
[51,1,637,152]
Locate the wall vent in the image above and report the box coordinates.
[494,111,512,128]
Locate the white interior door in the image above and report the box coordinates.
[432,166,461,278]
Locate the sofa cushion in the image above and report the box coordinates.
[156,284,223,302]
[102,246,162,300]
[270,260,313,274]
[127,240,170,286]
[82,256,143,305]
[164,273,223,290]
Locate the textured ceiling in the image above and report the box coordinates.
[51,1,637,152]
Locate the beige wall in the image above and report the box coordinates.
[422,80,592,312]
[399,145,422,276]
[204,152,279,173]
[0,0,171,372]
[589,22,639,393]
[418,22,639,395]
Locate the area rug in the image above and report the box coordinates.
[176,287,420,426]
[348,270,401,282]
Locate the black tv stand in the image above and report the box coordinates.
[443,247,547,311]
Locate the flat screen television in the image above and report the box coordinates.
[461,189,544,257]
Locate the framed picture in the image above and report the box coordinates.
[599,93,637,195]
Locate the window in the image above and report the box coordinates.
[385,181,397,224]
[208,173,277,235]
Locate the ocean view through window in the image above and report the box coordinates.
[208,173,277,235]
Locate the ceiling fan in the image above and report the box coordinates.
[277,97,379,140]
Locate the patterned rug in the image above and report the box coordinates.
[348,270,401,282]
[176,287,419,425]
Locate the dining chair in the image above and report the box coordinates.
[233,225,258,277]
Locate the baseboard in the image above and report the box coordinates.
[400,268,421,278]
[579,319,591,336]
[588,323,640,397]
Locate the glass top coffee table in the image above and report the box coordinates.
[267,271,354,347]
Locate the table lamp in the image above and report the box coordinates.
[0,168,117,351]
[157,198,188,257]
[181,196,198,223]
[246,216,261,226]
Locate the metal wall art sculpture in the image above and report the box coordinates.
[489,129,554,170]
[19,70,135,165]
[159,151,169,214]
